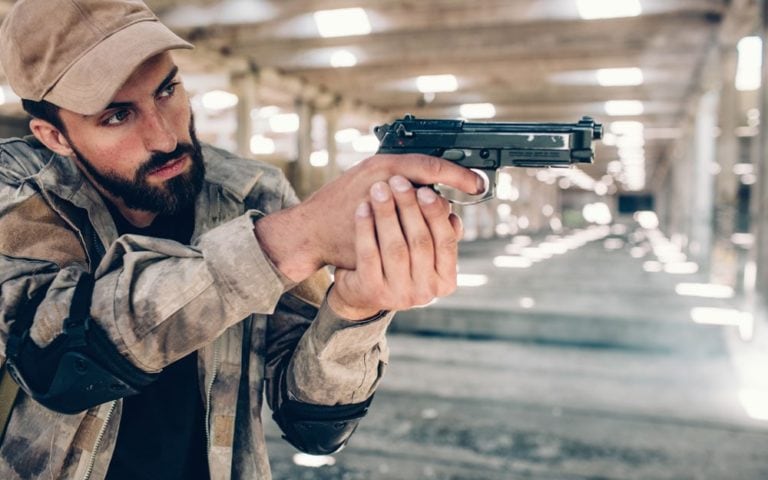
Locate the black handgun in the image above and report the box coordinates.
[374,114,603,203]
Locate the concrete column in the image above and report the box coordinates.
[667,135,694,249]
[689,90,718,269]
[233,72,257,159]
[754,0,768,314]
[712,46,742,285]
[295,99,314,199]
[325,109,340,182]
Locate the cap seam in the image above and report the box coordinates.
[67,0,106,36]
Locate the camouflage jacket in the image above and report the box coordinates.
[0,137,392,480]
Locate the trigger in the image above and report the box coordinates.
[441,149,466,161]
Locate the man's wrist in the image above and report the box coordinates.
[252,206,319,283]
[326,285,382,321]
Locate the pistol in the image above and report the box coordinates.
[374,114,603,203]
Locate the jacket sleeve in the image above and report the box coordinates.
[263,269,394,454]
[0,151,291,379]
[251,168,393,454]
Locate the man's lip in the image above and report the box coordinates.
[148,154,189,179]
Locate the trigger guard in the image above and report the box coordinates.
[434,169,496,205]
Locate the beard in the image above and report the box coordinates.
[69,117,206,216]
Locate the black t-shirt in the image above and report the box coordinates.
[105,204,210,480]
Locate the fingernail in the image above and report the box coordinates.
[417,187,437,204]
[356,202,371,218]
[371,182,390,202]
[389,175,411,193]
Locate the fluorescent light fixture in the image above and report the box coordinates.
[740,389,768,421]
[604,100,644,116]
[330,50,357,68]
[459,103,496,119]
[539,242,568,255]
[643,261,663,272]
[201,90,238,111]
[292,453,337,468]
[633,211,659,229]
[675,283,734,299]
[596,68,644,86]
[497,203,513,217]
[457,274,489,287]
[416,74,458,93]
[252,105,281,119]
[493,256,533,269]
[352,134,380,153]
[736,36,762,91]
[610,121,644,135]
[690,307,752,327]
[594,182,608,196]
[310,150,329,167]
[313,8,371,38]
[269,113,300,133]
[577,0,641,19]
[733,163,754,175]
[250,135,275,155]
[335,128,361,143]
[731,233,754,247]
[519,297,536,309]
[520,247,552,261]
[664,262,699,275]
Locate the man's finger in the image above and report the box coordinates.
[369,182,410,283]
[374,154,485,196]
[353,201,382,282]
[417,187,460,285]
[388,176,435,284]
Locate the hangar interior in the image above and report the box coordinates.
[2,1,768,478]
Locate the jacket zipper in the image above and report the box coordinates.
[204,340,221,454]
[81,400,117,480]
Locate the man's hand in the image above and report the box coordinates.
[254,154,481,283]
[327,175,463,320]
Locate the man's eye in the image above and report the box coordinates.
[104,110,130,125]
[159,82,178,98]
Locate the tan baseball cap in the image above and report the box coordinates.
[0,0,193,115]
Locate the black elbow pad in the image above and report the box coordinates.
[273,395,373,455]
[5,274,158,414]
[6,317,158,414]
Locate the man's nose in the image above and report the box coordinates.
[142,108,177,153]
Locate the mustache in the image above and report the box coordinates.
[137,143,197,178]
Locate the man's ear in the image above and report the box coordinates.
[29,118,74,157]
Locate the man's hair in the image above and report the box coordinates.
[21,98,66,132]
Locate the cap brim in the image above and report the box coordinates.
[44,20,193,116]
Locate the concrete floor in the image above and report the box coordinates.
[264,222,768,480]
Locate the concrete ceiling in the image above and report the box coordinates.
[0,0,760,190]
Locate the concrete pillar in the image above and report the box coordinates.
[712,46,742,285]
[754,0,768,316]
[233,72,257,159]
[689,90,718,269]
[668,135,694,249]
[295,99,314,199]
[325,109,340,182]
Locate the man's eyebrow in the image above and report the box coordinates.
[155,65,180,97]
[99,66,180,113]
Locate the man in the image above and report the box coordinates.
[0,0,482,479]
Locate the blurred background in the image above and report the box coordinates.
[3,0,768,478]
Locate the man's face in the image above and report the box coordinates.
[58,52,204,216]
